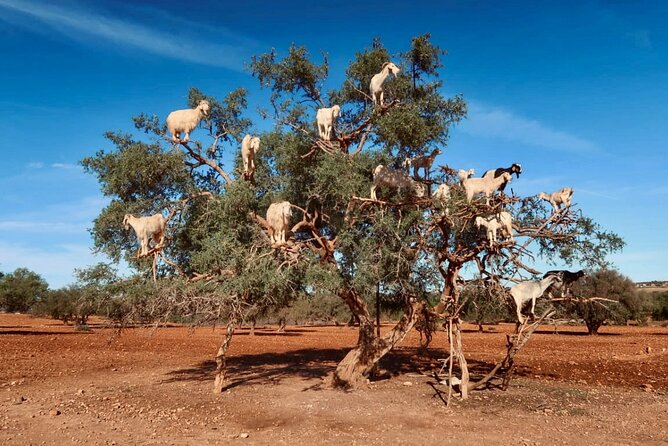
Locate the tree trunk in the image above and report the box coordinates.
[249,318,256,336]
[586,321,601,335]
[451,318,470,399]
[213,319,236,393]
[332,288,425,388]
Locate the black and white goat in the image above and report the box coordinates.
[482,163,522,192]
[543,269,586,298]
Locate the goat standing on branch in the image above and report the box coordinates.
[458,168,475,184]
[463,172,512,205]
[166,100,210,143]
[316,105,340,141]
[123,213,168,258]
[509,275,562,323]
[370,62,400,106]
[474,211,514,246]
[241,134,261,180]
[370,164,426,201]
[266,201,292,245]
[411,148,442,179]
[543,269,586,298]
[482,163,522,192]
[537,187,574,211]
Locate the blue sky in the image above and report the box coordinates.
[0,0,666,287]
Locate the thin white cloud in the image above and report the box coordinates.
[0,0,256,70]
[51,163,81,170]
[460,102,599,153]
[27,162,44,169]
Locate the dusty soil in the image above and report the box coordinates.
[1,314,667,445]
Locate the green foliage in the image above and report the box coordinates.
[566,269,637,334]
[647,291,668,320]
[460,282,511,327]
[0,268,49,313]
[81,34,625,353]
[32,287,80,324]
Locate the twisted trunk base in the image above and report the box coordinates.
[332,289,425,388]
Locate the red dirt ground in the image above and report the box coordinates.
[1,313,667,445]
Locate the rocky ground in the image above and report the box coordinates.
[1,314,666,445]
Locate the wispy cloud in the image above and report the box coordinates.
[0,0,257,69]
[460,102,600,153]
[51,163,81,170]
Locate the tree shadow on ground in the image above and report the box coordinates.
[0,330,91,336]
[162,345,506,392]
[162,347,349,390]
[533,329,621,336]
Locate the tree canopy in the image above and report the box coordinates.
[82,34,624,394]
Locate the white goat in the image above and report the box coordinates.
[432,184,451,204]
[316,105,340,141]
[411,148,442,179]
[509,275,562,323]
[370,164,426,201]
[123,213,167,258]
[402,157,412,173]
[458,168,475,184]
[537,187,574,211]
[432,183,451,215]
[241,134,261,178]
[370,62,400,106]
[166,100,210,143]
[474,211,514,246]
[266,201,292,245]
[462,172,513,205]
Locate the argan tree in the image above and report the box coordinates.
[83,35,623,394]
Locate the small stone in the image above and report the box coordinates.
[240,432,250,438]
[77,389,85,395]
[640,383,653,392]
[14,396,26,404]
[49,409,61,417]
[644,346,652,354]
[402,381,413,386]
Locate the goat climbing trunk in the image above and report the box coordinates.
[332,288,425,388]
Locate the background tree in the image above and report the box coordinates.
[565,269,638,334]
[0,268,49,313]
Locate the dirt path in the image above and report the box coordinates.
[1,314,667,445]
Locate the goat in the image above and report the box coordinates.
[458,168,475,184]
[266,201,292,245]
[316,105,340,141]
[509,275,562,323]
[474,211,514,246]
[166,100,210,143]
[370,62,400,106]
[123,213,167,258]
[543,269,586,298]
[482,163,522,192]
[241,134,261,178]
[537,187,574,211]
[411,148,442,179]
[432,184,451,204]
[462,172,512,205]
[370,164,426,201]
[402,157,412,173]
